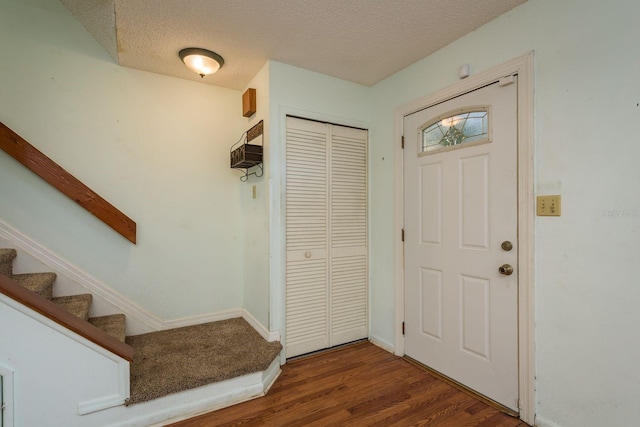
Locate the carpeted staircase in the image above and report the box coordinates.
[0,247,282,407]
[0,248,126,341]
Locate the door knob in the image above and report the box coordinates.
[304,251,311,259]
[498,264,513,276]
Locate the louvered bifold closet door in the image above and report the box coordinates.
[285,116,368,358]
[285,117,330,358]
[329,125,368,347]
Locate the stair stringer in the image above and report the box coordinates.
[0,218,284,340]
[0,293,130,425]
[0,219,289,422]
[2,289,284,427]
[0,218,161,335]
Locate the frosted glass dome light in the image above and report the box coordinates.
[179,48,224,78]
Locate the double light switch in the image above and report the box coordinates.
[536,195,561,216]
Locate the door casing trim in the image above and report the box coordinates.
[393,52,535,424]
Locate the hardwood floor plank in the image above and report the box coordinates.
[386,387,462,426]
[168,342,527,427]
[465,400,491,416]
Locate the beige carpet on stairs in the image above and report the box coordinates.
[89,314,127,342]
[2,248,283,406]
[0,248,127,342]
[126,317,282,405]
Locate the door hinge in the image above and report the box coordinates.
[401,135,405,149]
[401,228,405,242]
[402,321,405,335]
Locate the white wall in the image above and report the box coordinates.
[0,295,129,427]
[0,0,247,320]
[267,61,371,342]
[369,0,640,426]
[4,0,640,425]
[241,62,271,328]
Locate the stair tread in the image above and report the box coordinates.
[52,294,92,321]
[5,248,131,359]
[12,272,56,300]
[89,314,126,342]
[126,318,283,405]
[0,248,17,277]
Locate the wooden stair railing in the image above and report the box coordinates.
[0,122,136,243]
[0,273,133,362]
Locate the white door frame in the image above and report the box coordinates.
[393,52,535,424]
[0,364,15,427]
[275,108,372,364]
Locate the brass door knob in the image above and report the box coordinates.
[304,251,312,259]
[501,241,513,251]
[498,264,514,276]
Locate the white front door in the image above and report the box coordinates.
[403,79,519,411]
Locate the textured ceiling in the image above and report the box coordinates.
[62,0,526,90]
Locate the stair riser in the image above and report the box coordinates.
[0,248,17,276]
[52,294,93,321]
[12,273,56,300]
[0,261,11,277]
[2,247,127,342]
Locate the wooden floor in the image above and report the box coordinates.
[169,342,529,427]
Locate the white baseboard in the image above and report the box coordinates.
[261,358,281,392]
[162,308,242,330]
[77,394,126,416]
[242,308,281,342]
[77,358,130,415]
[161,310,282,344]
[534,416,563,427]
[0,219,163,334]
[0,219,284,341]
[117,360,282,427]
[369,334,395,353]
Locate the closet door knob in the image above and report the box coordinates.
[305,251,311,259]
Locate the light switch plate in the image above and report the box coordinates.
[537,195,561,216]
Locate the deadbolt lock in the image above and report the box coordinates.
[498,264,514,276]
[501,241,513,251]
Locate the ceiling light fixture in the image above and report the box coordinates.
[179,48,224,78]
